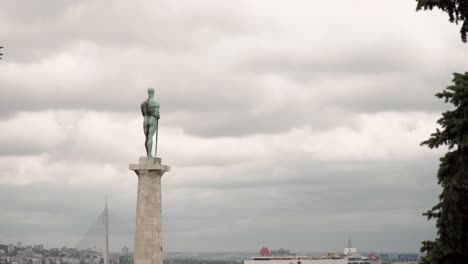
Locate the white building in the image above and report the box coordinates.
[245,237,374,264]
[338,236,374,264]
[9,257,23,264]
[7,244,15,253]
[69,258,80,264]
[245,256,347,264]
[33,258,42,264]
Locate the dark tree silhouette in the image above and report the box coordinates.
[416,0,468,42]
[420,72,468,264]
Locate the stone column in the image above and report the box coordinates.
[129,157,171,264]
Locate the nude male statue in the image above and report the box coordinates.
[141,88,160,158]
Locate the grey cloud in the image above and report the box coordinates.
[161,158,440,251]
[0,0,452,254]
[0,152,440,252]
[164,108,358,138]
[0,0,257,62]
[0,1,74,24]
[0,144,46,156]
[0,0,465,129]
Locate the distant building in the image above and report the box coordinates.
[319,253,339,259]
[397,254,419,262]
[68,259,80,264]
[34,245,44,251]
[16,242,22,248]
[7,244,15,253]
[343,237,357,256]
[247,237,373,264]
[93,256,102,264]
[9,256,23,264]
[270,249,294,257]
[8,244,16,253]
[25,247,34,258]
[245,257,347,264]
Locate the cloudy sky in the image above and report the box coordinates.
[1,0,467,254]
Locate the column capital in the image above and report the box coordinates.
[129,156,171,172]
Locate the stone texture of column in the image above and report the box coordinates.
[129,157,171,264]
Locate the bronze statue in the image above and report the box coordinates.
[141,88,160,158]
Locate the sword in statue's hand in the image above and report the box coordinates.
[154,116,160,158]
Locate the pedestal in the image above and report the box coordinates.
[129,157,171,264]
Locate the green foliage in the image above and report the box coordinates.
[416,0,468,42]
[119,255,133,264]
[420,72,468,264]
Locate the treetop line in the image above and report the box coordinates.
[416,0,468,43]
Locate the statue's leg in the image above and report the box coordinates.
[143,121,150,157]
[146,122,157,158]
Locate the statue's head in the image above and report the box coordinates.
[147,87,155,97]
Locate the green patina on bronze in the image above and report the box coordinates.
[141,88,160,158]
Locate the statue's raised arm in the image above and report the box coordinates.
[142,88,160,158]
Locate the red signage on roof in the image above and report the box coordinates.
[368,253,380,261]
[260,247,270,256]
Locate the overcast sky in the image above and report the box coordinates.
[1,0,467,254]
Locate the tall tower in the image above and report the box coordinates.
[344,234,357,256]
[104,198,109,264]
[130,157,170,264]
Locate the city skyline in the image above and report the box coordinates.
[0,240,419,255]
[2,0,468,253]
